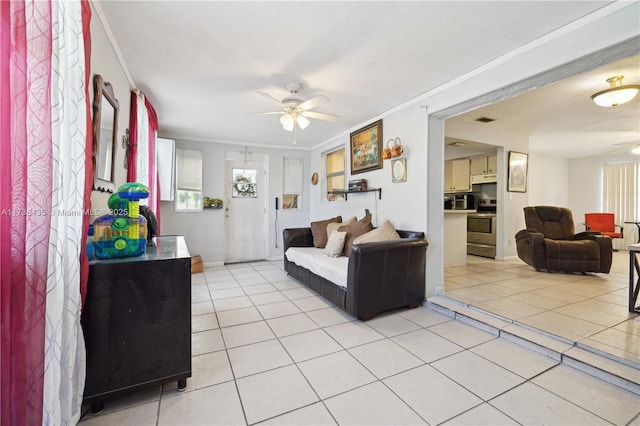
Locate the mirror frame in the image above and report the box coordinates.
[92,74,119,193]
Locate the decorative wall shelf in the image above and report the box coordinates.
[329,188,382,200]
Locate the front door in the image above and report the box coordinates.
[224,159,267,263]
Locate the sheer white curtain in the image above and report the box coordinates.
[603,162,640,249]
[44,1,88,424]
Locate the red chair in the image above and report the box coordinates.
[584,213,624,245]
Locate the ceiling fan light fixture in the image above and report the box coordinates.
[296,114,310,130]
[591,75,640,108]
[280,113,294,131]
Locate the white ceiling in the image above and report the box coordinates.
[448,55,640,159]
[97,1,638,156]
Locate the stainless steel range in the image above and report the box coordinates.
[467,199,497,258]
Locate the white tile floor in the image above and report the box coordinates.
[444,252,640,367]
[80,260,640,425]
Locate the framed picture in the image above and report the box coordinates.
[391,157,406,183]
[507,151,528,192]
[350,119,382,175]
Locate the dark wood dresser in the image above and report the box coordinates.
[82,235,192,412]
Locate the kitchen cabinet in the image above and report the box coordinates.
[487,154,497,173]
[470,154,497,175]
[444,210,470,266]
[444,158,470,192]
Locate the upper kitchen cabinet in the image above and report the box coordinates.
[470,154,497,175]
[444,158,471,192]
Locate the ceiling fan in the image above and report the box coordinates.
[609,141,640,155]
[250,83,339,144]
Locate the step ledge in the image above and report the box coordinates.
[563,347,639,395]
[426,296,639,395]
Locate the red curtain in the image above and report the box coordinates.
[1,1,92,422]
[145,97,160,230]
[128,92,161,230]
[127,91,138,182]
[80,0,92,306]
[0,1,53,424]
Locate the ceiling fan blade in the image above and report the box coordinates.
[608,144,640,154]
[301,110,340,122]
[611,141,639,146]
[248,111,284,115]
[257,91,285,107]
[299,95,329,111]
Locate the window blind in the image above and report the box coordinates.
[176,148,202,191]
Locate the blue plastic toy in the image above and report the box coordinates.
[92,182,150,259]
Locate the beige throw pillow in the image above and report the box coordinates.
[339,213,374,257]
[327,216,356,241]
[324,231,347,257]
[353,220,401,245]
[310,216,342,248]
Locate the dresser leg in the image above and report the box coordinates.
[177,379,187,392]
[91,401,104,414]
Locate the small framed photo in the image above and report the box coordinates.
[350,119,382,175]
[391,157,407,183]
[507,151,528,192]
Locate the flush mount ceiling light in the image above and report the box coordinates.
[591,75,640,108]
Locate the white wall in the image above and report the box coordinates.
[160,140,310,264]
[309,106,428,232]
[309,3,639,298]
[528,153,569,208]
[89,4,130,215]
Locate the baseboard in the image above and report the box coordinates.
[495,255,519,261]
[203,261,224,268]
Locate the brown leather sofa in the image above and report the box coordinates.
[283,228,427,320]
[515,206,612,273]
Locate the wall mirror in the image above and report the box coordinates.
[92,74,118,193]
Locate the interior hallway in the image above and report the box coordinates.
[80,258,640,425]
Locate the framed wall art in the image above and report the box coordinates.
[507,151,528,192]
[350,119,382,175]
[391,157,406,183]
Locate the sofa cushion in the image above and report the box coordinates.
[339,213,374,257]
[310,216,342,248]
[285,247,348,287]
[353,220,401,245]
[324,231,347,257]
[327,216,356,241]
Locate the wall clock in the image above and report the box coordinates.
[392,158,406,183]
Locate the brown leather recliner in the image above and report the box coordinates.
[515,206,612,273]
